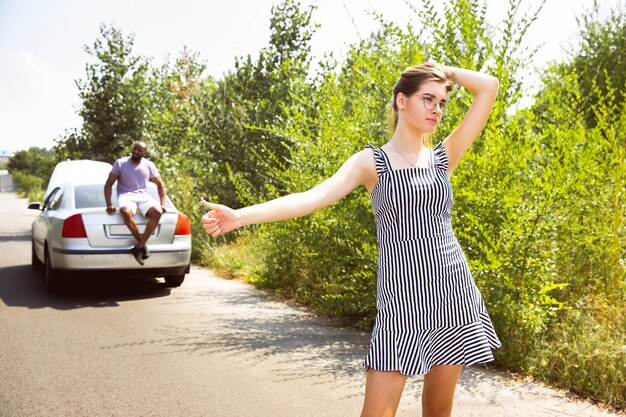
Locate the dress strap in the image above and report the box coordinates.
[366,144,389,176]
[433,142,449,171]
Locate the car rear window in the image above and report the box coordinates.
[74,185,111,208]
[74,185,174,209]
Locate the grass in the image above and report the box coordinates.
[198,233,262,281]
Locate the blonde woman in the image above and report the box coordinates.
[201,63,501,417]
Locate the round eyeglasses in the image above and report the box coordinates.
[418,94,446,111]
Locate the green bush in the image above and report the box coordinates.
[12,171,44,202]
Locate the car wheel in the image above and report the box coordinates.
[31,240,44,272]
[44,247,61,292]
[164,275,185,287]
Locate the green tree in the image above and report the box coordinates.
[534,2,625,128]
[145,47,213,252]
[8,147,56,202]
[217,0,317,206]
[56,24,149,162]
[8,147,56,180]
[527,2,626,301]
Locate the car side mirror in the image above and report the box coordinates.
[28,202,42,210]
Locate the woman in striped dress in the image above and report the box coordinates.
[201,63,500,417]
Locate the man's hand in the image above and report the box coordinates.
[106,205,117,214]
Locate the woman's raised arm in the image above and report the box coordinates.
[443,67,499,173]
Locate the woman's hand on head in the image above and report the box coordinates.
[201,199,240,237]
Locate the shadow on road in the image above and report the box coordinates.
[0,233,31,242]
[97,277,524,403]
[0,263,171,310]
[94,278,373,391]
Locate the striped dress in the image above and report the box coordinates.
[364,142,501,375]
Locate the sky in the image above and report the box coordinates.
[0,0,616,153]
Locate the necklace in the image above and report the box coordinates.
[391,141,421,168]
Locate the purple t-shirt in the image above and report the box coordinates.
[111,157,160,194]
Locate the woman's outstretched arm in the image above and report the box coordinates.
[443,67,499,173]
[201,149,376,237]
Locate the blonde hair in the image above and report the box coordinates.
[389,63,453,144]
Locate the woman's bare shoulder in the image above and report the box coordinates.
[350,147,378,191]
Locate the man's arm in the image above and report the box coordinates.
[104,173,119,213]
[151,176,167,209]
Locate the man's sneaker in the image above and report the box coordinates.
[142,246,151,260]
[131,245,144,265]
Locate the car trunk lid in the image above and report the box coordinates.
[71,183,178,248]
[77,209,178,248]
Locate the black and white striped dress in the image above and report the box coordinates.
[364,142,501,375]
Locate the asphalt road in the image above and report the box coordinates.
[0,193,623,417]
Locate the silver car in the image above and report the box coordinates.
[30,160,192,292]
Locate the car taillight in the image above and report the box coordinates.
[175,212,191,235]
[62,214,87,238]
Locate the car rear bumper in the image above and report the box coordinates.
[51,246,191,272]
[60,263,191,279]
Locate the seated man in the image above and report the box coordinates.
[104,141,167,265]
